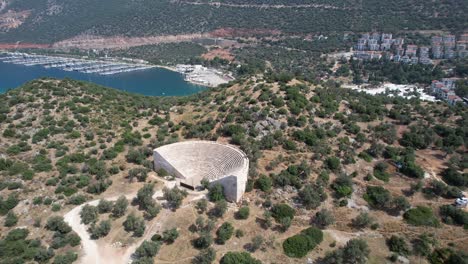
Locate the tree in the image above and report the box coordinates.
[412,233,435,257]
[428,248,468,264]
[441,167,467,188]
[373,162,390,182]
[283,227,323,258]
[194,233,213,249]
[136,184,156,210]
[271,203,295,222]
[200,178,210,190]
[46,216,72,234]
[301,227,323,245]
[363,186,391,209]
[262,211,273,229]
[403,206,440,227]
[332,175,353,198]
[352,212,375,229]
[392,196,410,213]
[439,205,468,226]
[134,240,161,259]
[123,213,145,237]
[325,157,341,171]
[342,239,370,264]
[144,203,161,219]
[53,251,78,264]
[34,247,55,263]
[210,200,227,218]
[220,252,262,264]
[89,220,111,239]
[283,234,312,258]
[80,205,98,225]
[112,196,128,218]
[163,186,187,210]
[192,248,216,264]
[255,175,272,192]
[216,222,234,244]
[208,183,225,202]
[4,211,18,227]
[195,199,208,213]
[250,235,264,252]
[387,235,410,256]
[162,228,179,244]
[97,199,113,214]
[299,184,327,209]
[236,206,250,220]
[313,209,335,229]
[128,168,149,182]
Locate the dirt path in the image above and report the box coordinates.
[63,179,196,264]
[64,200,101,264]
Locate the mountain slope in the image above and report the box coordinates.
[0,0,466,43]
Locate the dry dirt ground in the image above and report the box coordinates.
[201,48,235,61]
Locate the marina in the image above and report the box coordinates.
[0,59,206,96]
[0,52,154,76]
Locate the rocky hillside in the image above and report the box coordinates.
[0,78,467,263]
[0,0,467,43]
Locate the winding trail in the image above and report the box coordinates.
[64,200,101,264]
[63,180,180,264]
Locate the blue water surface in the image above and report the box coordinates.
[0,61,205,96]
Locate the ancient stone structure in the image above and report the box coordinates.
[153,141,249,202]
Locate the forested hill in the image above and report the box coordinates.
[0,0,467,43]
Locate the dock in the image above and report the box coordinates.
[0,52,154,76]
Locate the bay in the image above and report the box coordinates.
[0,61,206,96]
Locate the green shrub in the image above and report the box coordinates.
[271,203,295,222]
[441,167,467,188]
[89,220,111,239]
[4,211,18,227]
[220,252,262,264]
[373,162,390,182]
[208,183,225,202]
[301,227,323,245]
[325,157,341,171]
[216,222,234,244]
[283,227,323,258]
[255,175,272,192]
[283,234,312,258]
[439,205,468,227]
[162,228,179,244]
[403,206,440,227]
[53,251,78,264]
[236,206,250,220]
[332,175,353,198]
[386,235,410,256]
[134,240,161,259]
[363,186,391,209]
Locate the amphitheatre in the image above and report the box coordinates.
[153,141,249,202]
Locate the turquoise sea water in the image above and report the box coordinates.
[0,61,205,96]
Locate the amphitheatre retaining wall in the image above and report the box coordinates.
[153,141,249,202]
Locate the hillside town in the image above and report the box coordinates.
[354,33,468,64]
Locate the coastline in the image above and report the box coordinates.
[0,51,233,88]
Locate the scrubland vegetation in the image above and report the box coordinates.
[0,75,466,264]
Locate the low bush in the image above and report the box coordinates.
[220,252,262,264]
[403,206,440,227]
[283,227,323,258]
[271,203,295,222]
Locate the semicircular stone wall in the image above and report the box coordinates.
[153,141,249,202]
